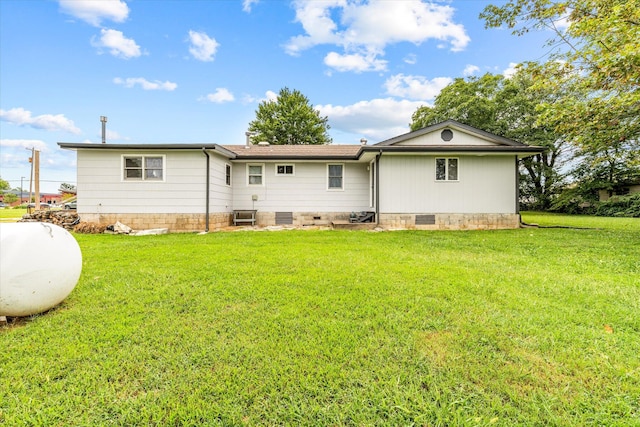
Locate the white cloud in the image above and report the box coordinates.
[463,64,480,76]
[59,0,129,26]
[286,0,470,72]
[503,62,519,78]
[553,8,572,31]
[404,53,417,65]
[384,74,451,101]
[324,51,387,73]
[265,90,278,102]
[188,30,219,62]
[92,28,142,59]
[113,77,177,91]
[203,88,235,103]
[241,94,257,104]
[317,98,426,140]
[244,90,279,104]
[0,108,81,134]
[105,129,128,141]
[242,0,260,13]
[0,139,48,151]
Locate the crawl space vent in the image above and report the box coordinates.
[275,212,293,225]
[415,214,436,225]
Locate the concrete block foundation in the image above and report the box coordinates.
[378,213,520,230]
[76,212,520,232]
[77,213,232,232]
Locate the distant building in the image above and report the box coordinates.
[0,190,62,207]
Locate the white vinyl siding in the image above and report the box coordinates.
[232,162,369,211]
[379,155,516,214]
[76,150,232,214]
[392,129,499,146]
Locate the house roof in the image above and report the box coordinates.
[360,145,544,154]
[222,144,362,160]
[57,142,238,158]
[58,120,545,159]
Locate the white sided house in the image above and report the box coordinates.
[58,120,544,231]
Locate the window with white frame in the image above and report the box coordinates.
[225,164,232,186]
[276,164,294,175]
[327,164,344,189]
[123,155,164,181]
[247,164,264,185]
[435,158,458,181]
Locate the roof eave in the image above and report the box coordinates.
[57,142,237,159]
[231,154,362,161]
[361,145,545,155]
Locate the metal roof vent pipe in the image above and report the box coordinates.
[245,131,256,147]
[100,116,108,144]
[360,138,368,145]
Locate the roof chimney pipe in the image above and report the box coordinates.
[100,116,108,144]
[245,131,256,146]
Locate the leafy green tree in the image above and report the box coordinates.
[410,69,567,209]
[0,176,9,192]
[480,0,640,150]
[570,142,640,198]
[3,192,18,204]
[411,74,503,133]
[248,87,331,145]
[60,183,77,193]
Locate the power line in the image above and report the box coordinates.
[4,179,76,184]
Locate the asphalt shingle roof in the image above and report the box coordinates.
[222,144,363,159]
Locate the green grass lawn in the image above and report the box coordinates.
[0,208,26,221]
[2,214,639,426]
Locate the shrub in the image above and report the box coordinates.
[595,193,640,217]
[549,187,597,215]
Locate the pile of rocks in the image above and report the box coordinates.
[18,210,80,230]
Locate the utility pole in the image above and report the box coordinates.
[27,147,34,207]
[34,150,40,210]
[26,148,41,210]
[20,176,25,203]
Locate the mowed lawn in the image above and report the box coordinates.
[0,208,27,222]
[1,214,639,426]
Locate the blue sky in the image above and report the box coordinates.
[0,0,552,193]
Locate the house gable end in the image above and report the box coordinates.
[374,120,525,148]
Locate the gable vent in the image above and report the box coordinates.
[441,129,453,141]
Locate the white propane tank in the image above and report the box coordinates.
[0,222,82,317]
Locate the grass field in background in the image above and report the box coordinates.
[1,214,639,425]
[0,208,26,221]
[522,211,639,230]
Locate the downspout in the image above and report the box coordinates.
[515,156,520,214]
[515,156,521,224]
[375,150,381,225]
[202,148,210,232]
